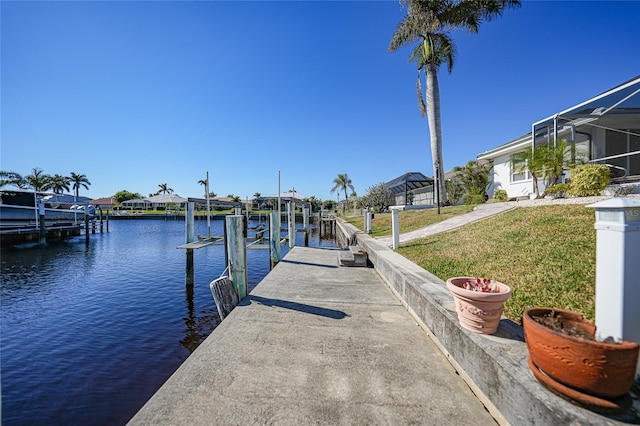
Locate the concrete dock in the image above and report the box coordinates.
[129,246,497,425]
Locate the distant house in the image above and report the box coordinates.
[478,75,640,199]
[89,197,116,212]
[255,191,306,211]
[120,194,188,210]
[384,172,434,207]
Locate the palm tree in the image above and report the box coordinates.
[49,174,71,194]
[510,145,544,198]
[69,172,90,198]
[25,168,52,193]
[157,183,174,195]
[452,160,492,197]
[330,173,355,215]
[253,192,261,198]
[0,171,25,188]
[389,0,520,206]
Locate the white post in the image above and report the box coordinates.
[391,208,400,249]
[234,207,242,216]
[588,198,640,376]
[288,201,295,249]
[226,215,247,300]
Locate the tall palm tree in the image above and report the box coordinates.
[389,0,520,206]
[49,174,71,194]
[330,173,355,215]
[70,172,91,199]
[0,171,24,188]
[157,183,174,195]
[25,168,52,193]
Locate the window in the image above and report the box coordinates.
[511,160,531,182]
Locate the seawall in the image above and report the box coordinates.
[336,218,636,425]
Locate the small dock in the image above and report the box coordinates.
[128,246,496,425]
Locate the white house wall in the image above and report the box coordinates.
[487,153,533,199]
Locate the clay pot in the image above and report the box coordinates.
[446,277,511,335]
[523,307,639,400]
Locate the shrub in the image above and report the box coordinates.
[492,189,508,202]
[545,183,569,198]
[566,165,610,197]
[463,194,486,205]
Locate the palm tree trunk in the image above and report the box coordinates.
[425,64,448,205]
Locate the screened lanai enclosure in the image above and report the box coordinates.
[384,172,434,206]
[532,75,640,181]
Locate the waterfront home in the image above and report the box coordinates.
[478,75,640,199]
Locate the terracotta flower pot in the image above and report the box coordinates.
[523,307,639,404]
[446,277,511,335]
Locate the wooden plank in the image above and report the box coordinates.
[209,276,239,320]
[176,241,215,250]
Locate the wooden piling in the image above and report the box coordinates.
[85,214,90,243]
[303,207,310,247]
[185,202,195,286]
[226,215,247,300]
[269,212,281,269]
[288,202,295,249]
[38,203,46,245]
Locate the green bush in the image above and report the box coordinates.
[566,165,610,197]
[492,189,508,202]
[463,194,486,205]
[545,183,569,197]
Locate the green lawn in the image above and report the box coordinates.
[395,205,596,323]
[343,205,474,236]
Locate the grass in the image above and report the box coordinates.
[343,205,474,236]
[395,205,596,323]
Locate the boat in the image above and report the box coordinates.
[0,189,93,232]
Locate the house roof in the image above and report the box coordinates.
[478,75,640,161]
[146,193,187,204]
[384,172,434,196]
[89,197,116,205]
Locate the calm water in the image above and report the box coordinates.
[1,218,335,425]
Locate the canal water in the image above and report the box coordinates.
[1,218,335,425]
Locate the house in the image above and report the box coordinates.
[120,194,188,210]
[89,197,116,212]
[384,172,434,207]
[255,191,307,211]
[478,75,640,199]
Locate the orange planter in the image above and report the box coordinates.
[446,277,511,335]
[523,307,639,412]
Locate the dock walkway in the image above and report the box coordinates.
[129,246,496,425]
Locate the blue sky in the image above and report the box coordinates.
[2,1,639,202]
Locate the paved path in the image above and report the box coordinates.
[129,247,496,425]
[376,203,516,247]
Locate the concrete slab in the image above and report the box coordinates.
[129,247,497,426]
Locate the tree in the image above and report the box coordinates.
[510,140,579,198]
[389,0,520,206]
[49,174,71,194]
[445,177,464,205]
[69,172,91,198]
[157,183,173,195]
[114,190,142,203]
[0,171,24,188]
[452,160,492,198]
[303,196,322,212]
[363,182,392,213]
[330,173,355,215]
[25,168,52,192]
[253,192,261,198]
